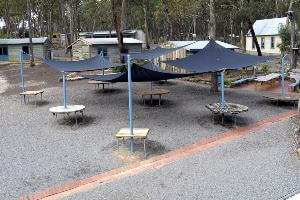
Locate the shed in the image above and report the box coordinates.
[0,37,51,62]
[246,17,287,55]
[72,38,143,63]
[160,40,239,72]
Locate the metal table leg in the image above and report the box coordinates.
[222,113,224,125]
[159,95,161,106]
[117,138,119,151]
[144,138,146,159]
[150,95,153,105]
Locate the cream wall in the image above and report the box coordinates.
[246,35,282,55]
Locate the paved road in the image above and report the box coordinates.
[65,120,300,200]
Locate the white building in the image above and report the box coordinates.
[246,17,287,55]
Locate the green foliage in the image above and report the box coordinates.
[112,66,127,73]
[261,63,270,75]
[278,24,300,54]
[224,79,232,86]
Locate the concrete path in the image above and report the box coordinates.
[62,119,300,200]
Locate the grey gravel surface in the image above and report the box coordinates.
[65,120,300,200]
[0,64,295,199]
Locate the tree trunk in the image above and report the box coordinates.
[240,21,246,52]
[248,21,262,56]
[162,0,173,40]
[48,11,53,43]
[27,0,34,66]
[209,0,218,93]
[143,0,150,49]
[275,0,279,17]
[111,0,126,63]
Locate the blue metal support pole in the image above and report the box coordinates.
[281,56,285,97]
[221,70,225,109]
[127,54,134,153]
[19,50,26,103]
[62,72,67,108]
[20,50,25,92]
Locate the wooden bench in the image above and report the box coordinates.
[19,90,44,107]
[116,128,150,157]
[136,89,170,106]
[254,73,280,89]
[49,105,85,125]
[88,80,112,90]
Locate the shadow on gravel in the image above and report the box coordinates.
[256,99,296,108]
[154,80,177,86]
[112,140,169,163]
[56,115,97,127]
[137,99,177,109]
[198,114,253,129]
[25,100,50,107]
[93,88,123,95]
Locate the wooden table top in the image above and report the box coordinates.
[116,128,150,138]
[255,73,280,82]
[137,89,170,96]
[206,103,248,114]
[49,105,85,114]
[19,90,44,96]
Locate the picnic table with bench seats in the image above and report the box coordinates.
[136,89,170,106]
[254,73,281,89]
[289,71,300,91]
[19,90,44,106]
[49,105,85,125]
[88,80,112,90]
[116,128,150,158]
[206,103,248,126]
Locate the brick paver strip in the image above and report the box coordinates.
[20,110,297,200]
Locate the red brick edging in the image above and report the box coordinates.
[20,110,297,200]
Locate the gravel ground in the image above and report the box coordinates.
[0,64,296,199]
[65,120,300,200]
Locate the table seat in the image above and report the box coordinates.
[116,128,150,158]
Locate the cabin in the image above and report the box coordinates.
[71,38,143,62]
[0,37,51,62]
[160,40,239,72]
[246,17,287,55]
[79,30,147,48]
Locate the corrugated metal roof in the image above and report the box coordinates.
[0,37,48,45]
[248,17,287,36]
[82,38,143,45]
[168,40,239,50]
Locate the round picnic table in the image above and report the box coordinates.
[262,93,300,106]
[49,105,85,125]
[206,103,248,126]
[136,89,170,106]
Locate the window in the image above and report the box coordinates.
[252,39,255,49]
[22,46,29,54]
[271,37,275,49]
[97,48,108,57]
[0,46,8,55]
[261,37,265,49]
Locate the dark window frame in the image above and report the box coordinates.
[261,37,265,49]
[0,46,8,55]
[271,37,275,49]
[22,46,29,54]
[97,47,108,57]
